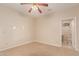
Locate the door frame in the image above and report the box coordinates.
[60,17,77,50]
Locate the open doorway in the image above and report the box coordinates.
[61,17,76,49]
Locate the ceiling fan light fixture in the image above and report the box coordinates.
[32,5,38,10]
[20,3,48,15]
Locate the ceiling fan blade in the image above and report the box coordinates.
[28,8,32,13]
[37,3,48,7]
[20,3,32,5]
[38,7,42,13]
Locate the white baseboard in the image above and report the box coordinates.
[0,40,33,52]
[36,40,62,47]
[36,40,79,52]
[75,47,79,52]
[1,39,78,52]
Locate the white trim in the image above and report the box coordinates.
[61,17,77,51]
[0,40,33,52]
[36,40,62,47]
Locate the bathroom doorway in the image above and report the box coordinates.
[61,17,76,49]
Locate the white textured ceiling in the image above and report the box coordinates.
[49,3,79,12]
[0,3,79,16]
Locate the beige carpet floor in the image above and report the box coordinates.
[0,42,79,56]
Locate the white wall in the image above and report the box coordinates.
[0,6,34,51]
[36,14,61,47]
[0,4,79,52]
[36,5,79,51]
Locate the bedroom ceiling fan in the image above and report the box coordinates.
[20,3,48,14]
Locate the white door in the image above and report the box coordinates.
[61,17,76,49]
